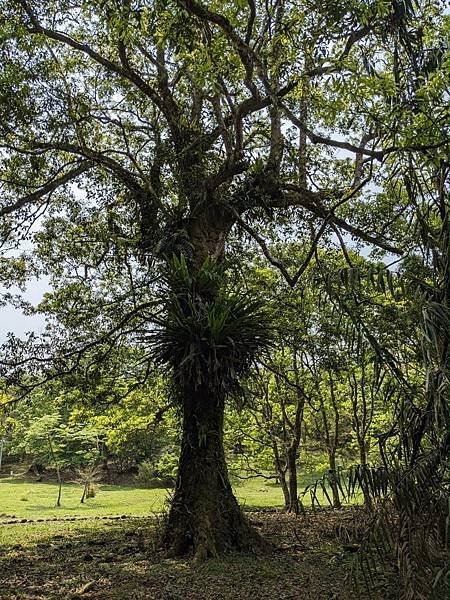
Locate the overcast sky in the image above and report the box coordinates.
[0,277,49,341]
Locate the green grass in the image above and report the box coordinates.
[0,476,289,522]
[0,472,352,523]
[0,516,131,547]
[0,476,288,520]
[0,479,381,599]
[232,470,346,508]
[234,477,285,508]
[0,478,170,519]
[0,512,391,599]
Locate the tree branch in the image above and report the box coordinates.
[5,140,145,195]
[233,207,328,288]
[17,0,180,132]
[283,105,448,159]
[0,161,91,218]
[278,185,403,255]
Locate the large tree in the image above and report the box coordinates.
[0,0,447,559]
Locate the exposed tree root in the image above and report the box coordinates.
[162,491,271,561]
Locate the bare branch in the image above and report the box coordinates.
[284,105,448,159]
[306,26,372,77]
[278,184,403,255]
[233,208,328,288]
[4,139,145,195]
[245,0,256,45]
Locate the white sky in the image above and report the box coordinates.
[0,277,49,341]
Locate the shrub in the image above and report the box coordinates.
[136,458,175,487]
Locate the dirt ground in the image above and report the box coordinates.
[0,507,397,599]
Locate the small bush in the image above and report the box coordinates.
[85,483,98,499]
[136,460,174,488]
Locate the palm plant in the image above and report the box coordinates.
[148,256,273,396]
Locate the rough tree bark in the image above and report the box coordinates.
[163,384,268,561]
[161,216,269,559]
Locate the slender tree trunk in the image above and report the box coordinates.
[328,451,342,509]
[48,437,62,507]
[359,443,367,467]
[358,443,373,507]
[272,441,290,509]
[163,384,269,561]
[101,442,110,470]
[0,436,4,472]
[279,471,290,510]
[287,447,299,513]
[0,411,6,472]
[55,465,62,507]
[286,350,305,514]
[53,464,62,507]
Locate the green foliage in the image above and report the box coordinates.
[136,455,177,486]
[6,388,102,473]
[0,0,447,584]
[3,371,177,474]
[149,258,273,395]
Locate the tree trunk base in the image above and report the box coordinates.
[163,384,271,561]
[162,488,270,561]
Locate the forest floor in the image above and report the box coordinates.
[0,507,396,600]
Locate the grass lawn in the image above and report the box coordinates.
[0,477,284,522]
[0,474,344,523]
[0,478,392,599]
[0,478,170,520]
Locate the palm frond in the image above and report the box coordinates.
[145,256,274,397]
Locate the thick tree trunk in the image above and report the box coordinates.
[163,385,269,561]
[160,215,270,559]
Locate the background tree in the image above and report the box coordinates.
[25,413,68,506]
[0,390,14,472]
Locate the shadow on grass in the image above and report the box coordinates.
[0,511,393,600]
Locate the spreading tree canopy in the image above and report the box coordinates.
[0,0,448,560]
